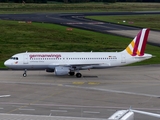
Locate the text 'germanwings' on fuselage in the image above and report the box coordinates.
[4,28,152,78]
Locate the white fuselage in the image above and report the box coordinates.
[4,52,152,70]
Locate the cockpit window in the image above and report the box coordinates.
[10,57,18,60]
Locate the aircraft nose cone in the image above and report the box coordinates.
[4,60,10,67]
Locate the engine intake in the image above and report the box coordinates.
[54,66,70,75]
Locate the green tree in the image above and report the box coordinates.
[126,0,136,2]
[63,0,68,3]
[153,0,160,2]
[103,0,116,3]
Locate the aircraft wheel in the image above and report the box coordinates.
[23,73,27,77]
[76,73,82,78]
[69,72,75,76]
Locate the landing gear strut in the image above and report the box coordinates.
[69,72,75,76]
[76,73,82,78]
[23,69,27,77]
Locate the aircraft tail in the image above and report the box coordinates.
[123,28,150,56]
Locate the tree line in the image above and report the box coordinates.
[1,0,160,3]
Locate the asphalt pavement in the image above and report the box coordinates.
[0,65,160,120]
[0,11,160,46]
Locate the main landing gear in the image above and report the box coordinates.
[76,73,82,78]
[23,69,27,77]
[69,72,82,78]
[69,72,75,76]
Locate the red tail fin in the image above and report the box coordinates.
[125,28,150,56]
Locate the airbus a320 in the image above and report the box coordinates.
[4,28,152,78]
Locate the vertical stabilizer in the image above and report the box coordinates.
[124,28,150,56]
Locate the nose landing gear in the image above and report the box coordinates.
[23,69,27,77]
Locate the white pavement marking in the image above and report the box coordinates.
[65,85,160,98]
[50,110,68,113]
[59,107,75,110]
[0,95,10,98]
[18,108,35,111]
[0,108,4,109]
[83,111,100,114]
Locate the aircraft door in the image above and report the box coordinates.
[121,54,126,63]
[23,54,28,64]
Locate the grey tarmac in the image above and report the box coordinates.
[0,65,160,120]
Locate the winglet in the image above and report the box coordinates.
[125,28,150,56]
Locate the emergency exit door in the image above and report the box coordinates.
[23,54,28,64]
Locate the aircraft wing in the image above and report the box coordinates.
[48,62,110,69]
[63,63,101,67]
[49,62,105,66]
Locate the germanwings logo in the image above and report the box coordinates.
[29,54,61,59]
[126,28,150,56]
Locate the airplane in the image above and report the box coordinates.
[108,108,160,119]
[4,28,152,78]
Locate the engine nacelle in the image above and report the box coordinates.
[46,69,54,72]
[54,66,70,76]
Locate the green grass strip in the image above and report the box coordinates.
[86,15,160,30]
[1,3,160,13]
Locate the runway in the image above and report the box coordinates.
[0,65,160,119]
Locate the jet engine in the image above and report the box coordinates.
[54,66,70,75]
[46,68,54,72]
